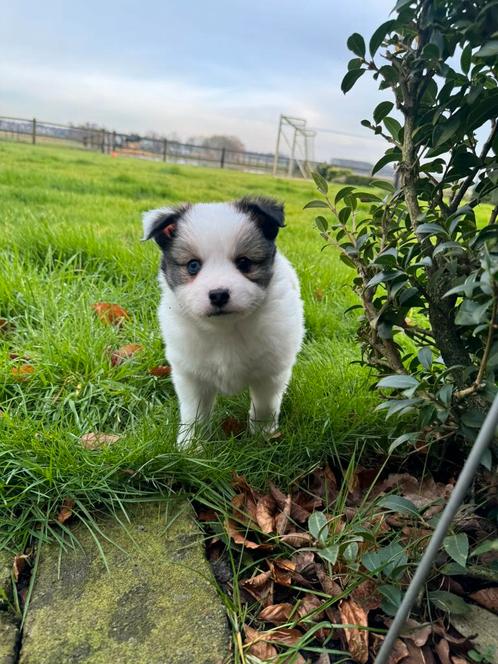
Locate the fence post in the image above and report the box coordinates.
[163,139,168,162]
[32,118,37,145]
[101,129,106,154]
[220,148,226,169]
[111,131,116,153]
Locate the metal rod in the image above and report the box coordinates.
[375,393,498,663]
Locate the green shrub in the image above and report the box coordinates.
[308,0,498,456]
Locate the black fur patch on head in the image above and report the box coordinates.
[234,196,285,241]
[143,204,191,250]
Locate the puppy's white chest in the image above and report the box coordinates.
[183,331,261,394]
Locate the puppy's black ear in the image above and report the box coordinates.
[141,205,189,249]
[235,196,285,241]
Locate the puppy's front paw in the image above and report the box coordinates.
[249,417,279,438]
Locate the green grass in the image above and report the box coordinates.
[0,141,385,552]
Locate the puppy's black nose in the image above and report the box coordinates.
[209,288,230,308]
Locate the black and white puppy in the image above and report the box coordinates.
[142,197,304,448]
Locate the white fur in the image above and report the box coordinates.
[147,202,305,448]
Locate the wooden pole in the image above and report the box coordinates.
[163,139,168,162]
[32,118,36,144]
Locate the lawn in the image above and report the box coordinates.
[0,141,383,551]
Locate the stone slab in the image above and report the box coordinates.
[20,501,230,664]
[0,613,19,664]
[452,604,498,660]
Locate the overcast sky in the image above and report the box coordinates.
[1,0,394,162]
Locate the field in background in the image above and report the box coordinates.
[0,140,383,516]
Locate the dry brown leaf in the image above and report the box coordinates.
[148,365,172,377]
[296,593,324,622]
[339,598,369,664]
[256,495,276,534]
[92,302,130,325]
[386,639,410,664]
[435,639,451,664]
[263,627,302,646]
[244,625,278,660]
[399,618,433,647]
[56,498,75,524]
[275,493,291,536]
[240,571,274,606]
[232,492,258,527]
[225,519,271,550]
[269,482,310,523]
[221,417,245,437]
[80,432,121,450]
[469,586,498,612]
[13,553,30,582]
[404,641,433,664]
[279,532,313,548]
[258,602,294,625]
[314,287,325,301]
[315,564,342,598]
[268,558,296,586]
[316,655,331,664]
[110,343,143,366]
[0,318,14,334]
[292,550,315,574]
[11,364,34,380]
[450,658,469,664]
[309,466,338,506]
[351,579,381,611]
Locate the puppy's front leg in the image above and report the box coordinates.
[173,372,217,449]
[249,371,291,436]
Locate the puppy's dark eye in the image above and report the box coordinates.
[187,259,202,275]
[235,256,252,273]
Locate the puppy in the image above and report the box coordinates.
[142,197,304,448]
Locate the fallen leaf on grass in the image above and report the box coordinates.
[434,639,451,664]
[244,625,278,660]
[351,579,382,611]
[11,364,34,380]
[269,482,310,524]
[80,432,121,450]
[232,492,258,527]
[57,498,75,524]
[240,571,274,606]
[314,288,324,301]
[292,550,315,574]
[268,558,296,586]
[398,618,433,647]
[315,564,342,597]
[262,627,303,646]
[296,593,325,622]
[279,532,313,548]
[148,365,172,377]
[256,495,276,534]
[469,586,498,612]
[13,554,30,582]
[221,417,245,437]
[258,602,294,625]
[275,493,292,536]
[110,343,143,366]
[92,302,130,325]
[339,598,369,664]
[0,318,14,334]
[404,641,437,664]
[386,639,410,664]
[225,519,272,550]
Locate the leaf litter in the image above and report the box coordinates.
[196,464,498,662]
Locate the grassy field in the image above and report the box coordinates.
[0,141,385,550]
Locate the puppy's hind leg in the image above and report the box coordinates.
[249,370,291,437]
[173,372,217,449]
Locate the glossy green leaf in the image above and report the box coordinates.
[374,101,394,124]
[308,511,329,544]
[369,20,397,56]
[341,68,365,93]
[377,375,419,390]
[444,533,469,568]
[347,33,366,58]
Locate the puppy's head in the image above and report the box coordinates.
[142,197,284,320]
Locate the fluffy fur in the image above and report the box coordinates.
[142,197,304,448]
